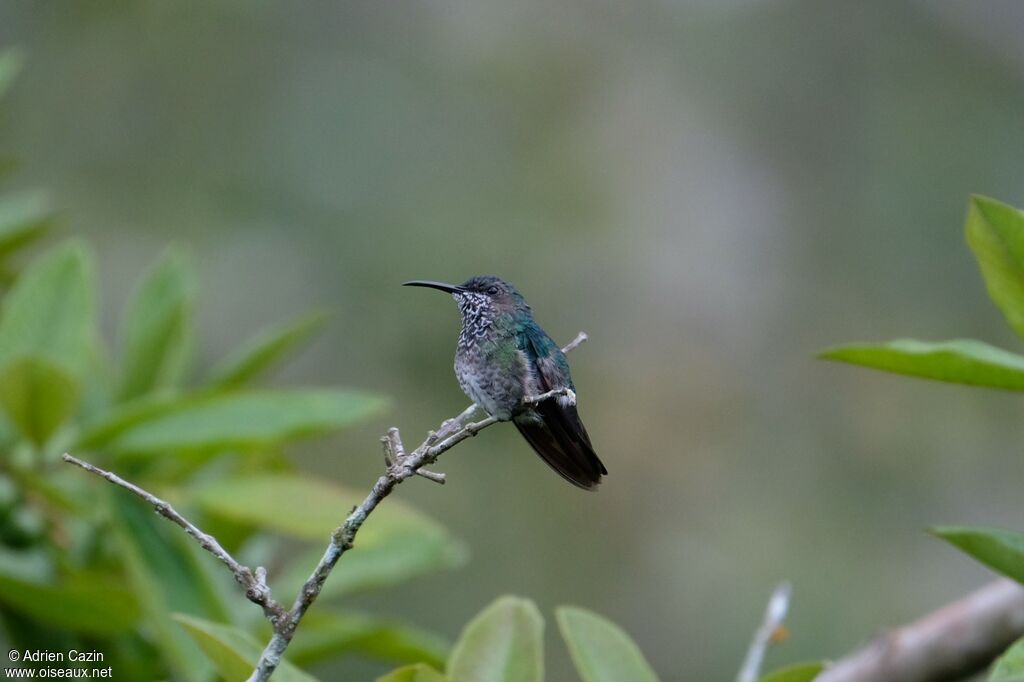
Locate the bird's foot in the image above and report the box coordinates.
[524,387,576,407]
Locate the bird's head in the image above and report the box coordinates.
[403,275,529,319]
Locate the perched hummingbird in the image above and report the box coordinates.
[404,275,606,490]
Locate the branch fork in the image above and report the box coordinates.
[63,331,589,681]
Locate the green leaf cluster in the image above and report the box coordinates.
[823,195,1024,681]
[0,50,464,679]
[129,590,666,681]
[376,596,661,682]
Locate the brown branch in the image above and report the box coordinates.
[63,332,590,682]
[816,578,1024,682]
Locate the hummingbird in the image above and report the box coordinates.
[404,275,607,490]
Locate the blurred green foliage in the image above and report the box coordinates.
[0,47,466,679]
[825,195,1024,680]
[757,663,825,682]
[556,605,660,682]
[990,638,1024,682]
[932,526,1024,586]
[176,614,317,682]
[376,596,660,682]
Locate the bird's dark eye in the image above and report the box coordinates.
[487,286,499,295]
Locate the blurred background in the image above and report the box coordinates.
[2,1,1024,679]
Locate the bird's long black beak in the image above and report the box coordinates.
[403,280,464,294]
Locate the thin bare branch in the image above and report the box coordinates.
[61,453,286,625]
[247,331,587,680]
[816,578,1024,682]
[737,581,792,682]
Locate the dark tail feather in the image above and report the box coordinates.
[514,399,607,490]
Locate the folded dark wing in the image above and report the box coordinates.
[514,325,607,490]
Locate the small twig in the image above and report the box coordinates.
[61,453,286,626]
[384,427,406,460]
[816,578,1024,682]
[562,330,588,353]
[737,581,792,682]
[411,468,446,484]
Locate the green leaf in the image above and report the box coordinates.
[103,389,388,455]
[820,339,1024,390]
[0,240,95,372]
[0,355,79,445]
[280,526,468,600]
[114,489,232,620]
[0,191,53,259]
[111,489,229,680]
[192,473,446,542]
[0,568,139,636]
[173,613,317,682]
[75,392,183,449]
[760,662,826,682]
[118,248,195,400]
[991,637,1024,682]
[14,468,81,512]
[209,310,328,388]
[0,47,25,99]
[448,596,544,682]
[289,610,449,669]
[932,526,1024,584]
[966,195,1024,340]
[378,664,448,682]
[556,606,659,682]
[195,474,466,597]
